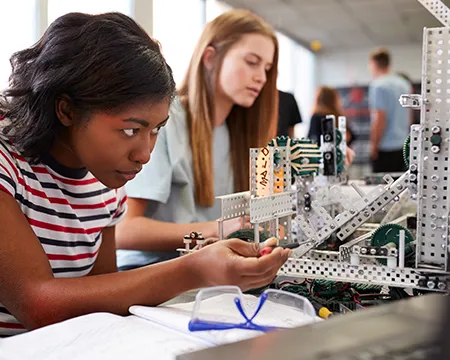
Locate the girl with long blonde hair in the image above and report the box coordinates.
[116,9,280,269]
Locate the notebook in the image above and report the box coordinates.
[0,293,316,360]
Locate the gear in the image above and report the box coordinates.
[335,129,343,146]
[403,135,410,169]
[336,148,345,174]
[268,136,321,181]
[227,229,271,242]
[371,224,414,265]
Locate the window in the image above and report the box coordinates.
[152,0,204,85]
[293,45,316,138]
[0,0,39,88]
[276,31,316,138]
[276,32,295,93]
[48,0,133,24]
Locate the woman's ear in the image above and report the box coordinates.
[202,46,217,71]
[55,96,75,127]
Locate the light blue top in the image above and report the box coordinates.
[368,74,411,151]
[116,98,234,268]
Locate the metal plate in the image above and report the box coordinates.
[418,0,450,26]
[217,191,249,221]
[415,27,450,269]
[280,258,421,288]
[249,192,295,223]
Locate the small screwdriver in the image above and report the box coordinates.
[259,242,300,256]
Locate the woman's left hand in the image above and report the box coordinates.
[346,147,356,167]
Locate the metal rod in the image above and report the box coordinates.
[399,230,405,269]
[254,223,260,243]
[350,182,365,198]
[218,220,224,240]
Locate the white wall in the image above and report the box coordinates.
[316,44,423,87]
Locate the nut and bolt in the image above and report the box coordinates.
[432,126,441,134]
[431,126,441,134]
[431,145,440,154]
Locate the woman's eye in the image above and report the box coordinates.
[151,126,162,135]
[246,60,257,66]
[123,128,139,137]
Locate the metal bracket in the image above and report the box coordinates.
[417,0,450,27]
[399,94,423,109]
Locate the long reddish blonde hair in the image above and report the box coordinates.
[312,86,344,119]
[178,9,279,207]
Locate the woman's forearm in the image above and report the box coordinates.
[115,216,216,251]
[21,255,202,330]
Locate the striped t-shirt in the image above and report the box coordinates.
[0,137,127,336]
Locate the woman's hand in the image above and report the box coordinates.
[187,238,290,291]
[346,147,356,167]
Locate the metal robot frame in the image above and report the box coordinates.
[212,0,450,293]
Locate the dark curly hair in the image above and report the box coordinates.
[0,12,176,163]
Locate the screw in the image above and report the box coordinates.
[361,247,368,254]
[431,175,439,182]
[431,145,440,153]
[438,282,447,290]
[409,174,417,181]
[364,211,370,217]
[330,224,336,229]
[432,126,441,134]
[431,213,438,220]
[431,223,437,230]
[370,248,377,255]
[431,194,439,201]
[410,164,418,172]
[396,184,403,190]
[427,280,436,289]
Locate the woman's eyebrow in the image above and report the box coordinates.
[122,118,149,127]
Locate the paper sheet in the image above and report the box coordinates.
[0,293,317,360]
[0,313,211,360]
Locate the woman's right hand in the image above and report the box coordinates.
[187,238,290,291]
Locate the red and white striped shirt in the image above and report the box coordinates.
[0,137,127,336]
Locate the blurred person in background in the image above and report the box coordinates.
[308,86,355,165]
[368,48,410,173]
[277,89,302,138]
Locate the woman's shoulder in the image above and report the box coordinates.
[167,97,187,129]
[310,112,325,120]
[162,96,189,146]
[0,135,24,166]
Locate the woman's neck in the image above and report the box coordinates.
[213,93,233,127]
[50,135,84,169]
